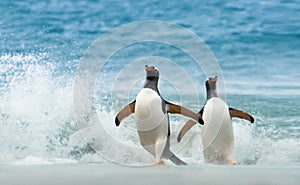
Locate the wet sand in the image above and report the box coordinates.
[1,164,299,185]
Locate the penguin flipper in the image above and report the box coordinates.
[177,108,204,142]
[115,100,136,126]
[229,107,254,123]
[165,101,204,125]
[177,119,197,142]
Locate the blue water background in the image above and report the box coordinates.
[0,0,299,165]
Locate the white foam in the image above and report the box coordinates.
[0,53,77,164]
[256,139,300,165]
[0,53,299,166]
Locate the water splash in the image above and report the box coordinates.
[0,53,80,163]
[0,53,299,166]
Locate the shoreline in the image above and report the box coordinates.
[1,163,299,185]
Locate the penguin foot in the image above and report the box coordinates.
[152,161,166,166]
[226,160,237,165]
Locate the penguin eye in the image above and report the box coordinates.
[154,67,158,71]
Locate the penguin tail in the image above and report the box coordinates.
[169,154,187,165]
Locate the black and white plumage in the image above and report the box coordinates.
[115,65,203,165]
[177,76,254,165]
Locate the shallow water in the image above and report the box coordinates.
[0,164,299,185]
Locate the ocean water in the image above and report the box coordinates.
[0,0,299,166]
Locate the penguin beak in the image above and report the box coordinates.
[145,65,153,72]
[208,76,218,82]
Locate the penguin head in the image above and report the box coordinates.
[205,76,217,90]
[145,65,159,80]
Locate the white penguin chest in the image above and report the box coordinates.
[201,97,233,144]
[202,97,231,124]
[134,88,167,131]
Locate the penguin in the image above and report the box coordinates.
[115,65,204,165]
[177,76,254,165]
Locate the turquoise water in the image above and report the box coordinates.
[0,0,299,165]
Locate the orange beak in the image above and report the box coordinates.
[209,76,218,82]
[145,65,153,71]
